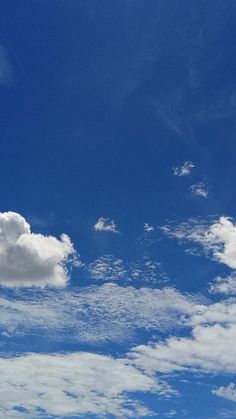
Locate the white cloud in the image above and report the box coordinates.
[162,216,236,270]
[0,351,173,418]
[94,216,118,233]
[0,45,13,86]
[189,298,236,326]
[128,292,236,377]
[130,322,236,374]
[205,217,236,269]
[209,274,236,295]
[0,284,201,344]
[0,211,79,287]
[173,161,194,176]
[189,182,208,198]
[213,383,236,402]
[144,223,154,233]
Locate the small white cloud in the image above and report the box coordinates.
[173,161,195,177]
[213,383,236,402]
[144,223,154,233]
[94,216,118,233]
[0,211,79,287]
[189,182,208,198]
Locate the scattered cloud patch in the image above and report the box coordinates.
[213,383,236,403]
[0,211,79,287]
[189,182,208,198]
[144,223,154,233]
[173,161,195,177]
[0,351,172,418]
[209,274,236,295]
[94,216,118,233]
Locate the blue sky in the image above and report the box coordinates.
[1,1,236,418]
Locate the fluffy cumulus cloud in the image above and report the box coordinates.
[0,351,173,418]
[94,216,118,233]
[0,211,79,287]
[173,161,195,176]
[213,383,236,402]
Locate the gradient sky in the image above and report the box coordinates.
[1,1,236,418]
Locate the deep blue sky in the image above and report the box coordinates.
[1,1,236,418]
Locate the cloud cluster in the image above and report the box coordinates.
[94,216,118,233]
[173,161,195,176]
[0,212,78,287]
[0,351,172,418]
